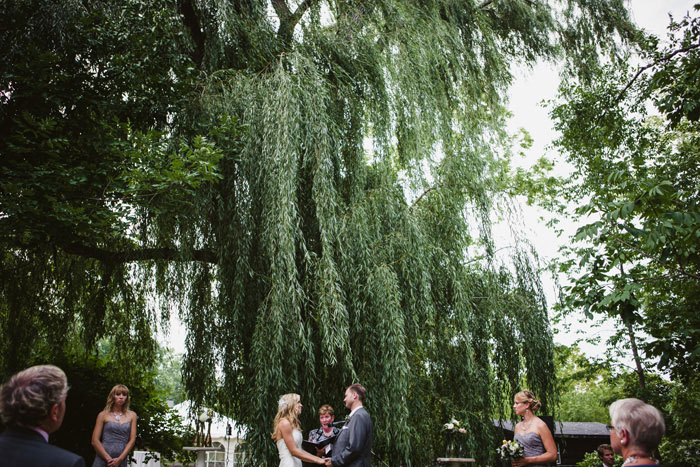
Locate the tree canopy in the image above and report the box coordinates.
[532,5,700,389]
[1,0,637,463]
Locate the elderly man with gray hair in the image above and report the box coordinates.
[0,364,85,467]
[607,398,665,467]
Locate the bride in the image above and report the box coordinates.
[272,393,326,467]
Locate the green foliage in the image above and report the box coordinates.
[1,0,640,464]
[659,438,700,467]
[666,375,700,440]
[153,348,186,406]
[512,5,700,390]
[556,343,692,410]
[553,345,674,424]
[658,375,700,466]
[649,7,700,126]
[554,345,612,423]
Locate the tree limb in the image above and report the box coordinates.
[608,231,700,280]
[178,0,206,68]
[615,41,700,103]
[272,0,315,43]
[478,0,497,8]
[410,186,435,209]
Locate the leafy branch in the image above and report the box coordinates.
[607,230,700,280]
[615,41,700,103]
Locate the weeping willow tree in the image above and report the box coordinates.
[1,0,638,463]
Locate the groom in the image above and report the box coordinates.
[325,384,372,467]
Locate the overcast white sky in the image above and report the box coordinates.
[505,0,696,360]
[161,1,697,361]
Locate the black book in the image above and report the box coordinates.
[302,434,336,452]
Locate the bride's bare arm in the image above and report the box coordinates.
[278,419,325,465]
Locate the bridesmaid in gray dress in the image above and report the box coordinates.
[91,384,137,467]
[512,390,557,467]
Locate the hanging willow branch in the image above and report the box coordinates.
[60,243,218,264]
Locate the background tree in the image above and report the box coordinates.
[1,0,638,463]
[541,5,700,389]
[554,345,612,423]
[154,347,186,406]
[554,345,677,424]
[512,7,700,465]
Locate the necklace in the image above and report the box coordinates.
[622,455,658,466]
[113,411,123,421]
[520,416,533,431]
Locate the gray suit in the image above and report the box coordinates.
[331,406,372,467]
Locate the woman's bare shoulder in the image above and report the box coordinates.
[536,418,552,434]
[278,417,291,428]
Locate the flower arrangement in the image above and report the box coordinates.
[443,418,468,457]
[496,439,524,461]
[443,418,468,435]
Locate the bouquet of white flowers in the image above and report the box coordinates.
[443,418,468,457]
[496,439,524,461]
[443,418,468,435]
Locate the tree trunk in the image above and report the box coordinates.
[624,316,647,398]
[619,264,647,398]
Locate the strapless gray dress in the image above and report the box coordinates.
[514,432,548,466]
[92,421,131,467]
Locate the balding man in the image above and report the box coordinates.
[0,365,84,467]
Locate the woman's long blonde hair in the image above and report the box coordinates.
[103,384,131,414]
[272,393,300,441]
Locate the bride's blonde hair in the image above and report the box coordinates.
[272,393,301,441]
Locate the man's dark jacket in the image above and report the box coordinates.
[330,406,372,467]
[0,426,85,467]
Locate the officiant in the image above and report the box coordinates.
[307,404,340,458]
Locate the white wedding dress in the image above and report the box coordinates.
[277,429,303,467]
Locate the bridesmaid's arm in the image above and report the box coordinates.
[91,412,113,464]
[535,423,557,464]
[278,419,326,465]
